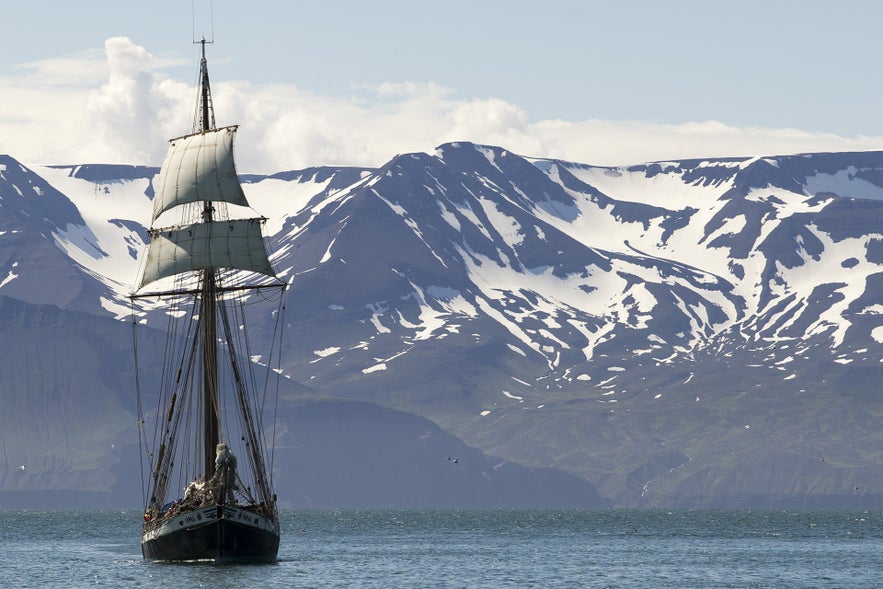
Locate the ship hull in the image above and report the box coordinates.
[142,504,279,562]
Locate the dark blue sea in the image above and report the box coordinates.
[2,509,883,588]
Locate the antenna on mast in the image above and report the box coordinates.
[192,0,215,44]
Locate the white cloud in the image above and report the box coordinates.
[86,37,191,164]
[11,50,107,86]
[0,38,190,166]
[1,37,882,173]
[529,119,883,167]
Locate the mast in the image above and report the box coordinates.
[197,37,220,481]
[196,38,216,132]
[138,37,279,505]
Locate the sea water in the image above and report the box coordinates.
[1,509,882,588]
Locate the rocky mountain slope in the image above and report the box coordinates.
[3,144,883,507]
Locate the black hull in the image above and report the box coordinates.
[142,505,279,562]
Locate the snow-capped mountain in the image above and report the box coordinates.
[4,143,883,508]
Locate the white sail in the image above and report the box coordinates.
[138,218,276,289]
[152,126,249,222]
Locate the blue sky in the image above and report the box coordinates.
[3,0,882,172]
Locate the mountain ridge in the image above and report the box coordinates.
[3,143,883,507]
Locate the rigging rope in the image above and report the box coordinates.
[131,298,147,509]
[268,286,287,488]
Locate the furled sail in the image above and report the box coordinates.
[152,126,249,222]
[138,218,276,289]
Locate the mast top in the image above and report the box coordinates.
[196,36,212,56]
[194,37,216,133]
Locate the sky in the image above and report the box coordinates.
[3,0,883,173]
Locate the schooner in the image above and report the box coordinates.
[131,39,284,562]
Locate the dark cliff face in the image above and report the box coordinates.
[4,146,883,508]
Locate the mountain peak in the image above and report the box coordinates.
[6,146,883,508]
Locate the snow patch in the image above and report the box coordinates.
[314,347,340,358]
[320,237,336,263]
[507,343,527,356]
[0,269,18,288]
[366,303,391,334]
[804,167,883,201]
[502,390,523,402]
